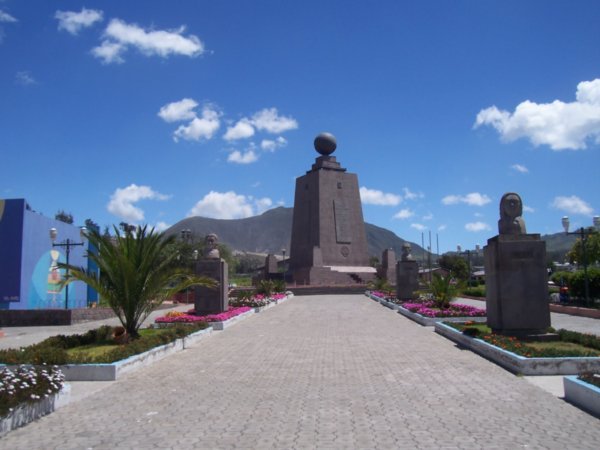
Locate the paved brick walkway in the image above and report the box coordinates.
[2,295,599,449]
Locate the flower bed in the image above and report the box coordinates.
[0,365,64,419]
[402,301,486,318]
[435,322,600,375]
[367,291,486,326]
[155,306,252,324]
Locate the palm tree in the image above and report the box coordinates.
[59,225,215,339]
[430,273,459,309]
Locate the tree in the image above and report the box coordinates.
[59,225,215,339]
[430,273,460,309]
[55,210,74,224]
[438,254,469,281]
[84,218,100,232]
[567,231,600,266]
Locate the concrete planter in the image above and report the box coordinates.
[254,302,277,313]
[397,305,487,327]
[564,376,600,417]
[435,322,600,375]
[208,309,255,331]
[0,327,214,382]
[0,385,71,437]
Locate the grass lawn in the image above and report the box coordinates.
[0,323,209,365]
[447,322,600,358]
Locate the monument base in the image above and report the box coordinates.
[292,266,376,286]
[194,259,228,315]
[396,260,419,300]
[484,234,550,335]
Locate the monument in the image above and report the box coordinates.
[194,233,228,314]
[484,193,550,336]
[377,248,397,285]
[289,133,376,285]
[396,243,419,300]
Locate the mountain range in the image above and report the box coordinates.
[166,206,576,261]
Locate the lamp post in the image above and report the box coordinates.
[562,216,600,305]
[50,226,87,309]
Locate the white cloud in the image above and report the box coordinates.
[438,224,447,232]
[91,40,124,64]
[250,108,298,134]
[188,191,272,219]
[224,119,255,141]
[360,187,402,206]
[93,18,204,64]
[465,222,491,232]
[228,149,258,164]
[403,187,423,200]
[410,223,427,231]
[15,71,36,86]
[55,8,103,35]
[154,221,170,232]
[0,10,17,23]
[261,136,287,152]
[158,98,198,122]
[107,184,170,222]
[511,164,529,173]
[551,195,594,216]
[422,213,433,221]
[523,205,535,213]
[475,79,600,151]
[442,192,491,206]
[393,208,414,220]
[173,105,220,142]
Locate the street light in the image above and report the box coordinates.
[562,215,600,305]
[49,226,87,309]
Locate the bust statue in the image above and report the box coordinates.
[498,192,526,235]
[401,243,414,261]
[204,233,220,259]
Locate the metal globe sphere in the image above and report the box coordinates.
[314,132,337,156]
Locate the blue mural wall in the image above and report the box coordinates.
[0,199,90,310]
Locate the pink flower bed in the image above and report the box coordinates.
[402,301,485,318]
[155,306,252,324]
[371,290,395,300]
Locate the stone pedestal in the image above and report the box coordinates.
[396,260,419,300]
[194,259,228,315]
[378,249,397,285]
[484,234,549,335]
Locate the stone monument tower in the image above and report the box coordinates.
[289,133,376,285]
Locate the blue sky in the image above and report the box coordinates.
[1,0,599,254]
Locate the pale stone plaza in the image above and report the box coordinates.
[1,294,599,449]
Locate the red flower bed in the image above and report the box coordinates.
[155,306,252,324]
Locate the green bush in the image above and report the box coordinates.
[551,271,573,287]
[558,328,600,351]
[256,280,274,296]
[568,268,600,300]
[462,286,486,297]
[0,323,209,365]
[272,279,286,293]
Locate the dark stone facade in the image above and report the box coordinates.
[194,259,228,314]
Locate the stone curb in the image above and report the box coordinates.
[0,384,71,437]
[59,327,214,381]
[434,321,600,375]
[564,376,600,417]
[208,309,255,330]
